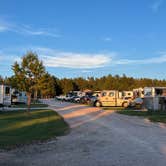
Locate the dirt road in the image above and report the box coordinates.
[1,99,166,166]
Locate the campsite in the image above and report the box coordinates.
[1,1,166,165]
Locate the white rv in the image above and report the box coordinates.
[0,85,12,106]
[144,87,166,111]
[12,89,27,104]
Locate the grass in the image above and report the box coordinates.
[117,110,166,123]
[0,109,69,149]
[102,107,127,111]
[11,103,48,108]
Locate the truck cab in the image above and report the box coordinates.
[93,90,129,107]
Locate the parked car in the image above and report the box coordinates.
[80,95,92,104]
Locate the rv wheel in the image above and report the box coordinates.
[95,101,101,107]
[122,102,128,108]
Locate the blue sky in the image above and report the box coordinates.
[0,0,166,79]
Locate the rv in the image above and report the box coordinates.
[12,89,27,104]
[144,87,166,111]
[0,85,12,106]
[92,90,130,107]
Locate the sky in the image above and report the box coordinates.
[0,0,166,79]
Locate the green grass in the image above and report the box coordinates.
[0,109,69,149]
[117,110,166,123]
[11,103,48,108]
[102,107,126,111]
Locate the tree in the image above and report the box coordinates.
[0,75,4,84]
[38,73,55,98]
[60,78,74,94]
[52,76,63,96]
[4,76,18,88]
[12,51,45,111]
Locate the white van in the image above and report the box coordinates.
[92,90,130,107]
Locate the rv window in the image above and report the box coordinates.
[109,92,114,97]
[155,89,162,96]
[101,92,107,97]
[5,87,10,96]
[144,88,152,96]
[155,89,166,96]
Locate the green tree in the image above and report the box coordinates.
[12,51,45,111]
[38,73,55,98]
[52,76,63,95]
[0,76,4,84]
[60,78,74,94]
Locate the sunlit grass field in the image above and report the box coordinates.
[117,110,166,123]
[0,109,69,149]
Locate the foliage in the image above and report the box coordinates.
[12,51,45,93]
[60,78,74,94]
[38,72,55,98]
[57,74,166,93]
[12,51,46,110]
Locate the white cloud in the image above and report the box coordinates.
[13,25,60,38]
[150,0,164,12]
[0,47,113,69]
[0,53,20,63]
[0,19,10,32]
[2,46,166,70]
[0,19,60,37]
[114,53,166,65]
[0,25,8,32]
[28,47,112,68]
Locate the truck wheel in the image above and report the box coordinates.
[95,101,101,107]
[122,102,128,108]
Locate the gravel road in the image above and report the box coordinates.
[0,99,166,166]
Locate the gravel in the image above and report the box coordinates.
[0,100,166,166]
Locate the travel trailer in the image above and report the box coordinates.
[12,89,27,104]
[92,90,130,107]
[143,87,166,111]
[0,85,12,106]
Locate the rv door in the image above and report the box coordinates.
[3,86,11,106]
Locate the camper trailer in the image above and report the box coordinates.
[144,87,166,111]
[12,89,27,104]
[0,85,12,106]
